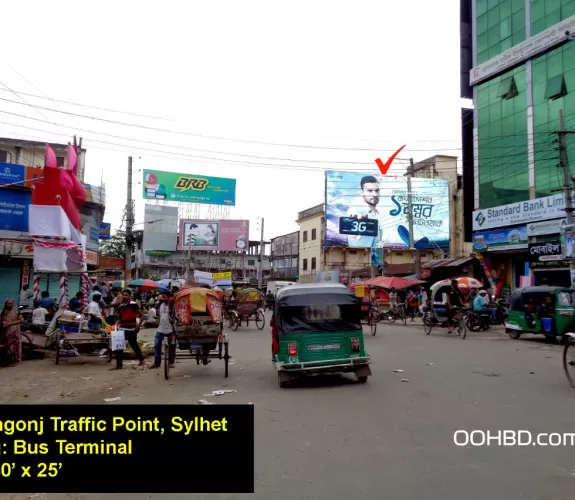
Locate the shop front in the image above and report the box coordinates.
[472,226,529,295]
[528,240,570,287]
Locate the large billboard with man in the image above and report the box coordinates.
[324,171,450,250]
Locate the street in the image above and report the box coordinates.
[3,314,575,500]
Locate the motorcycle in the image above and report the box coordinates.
[466,299,508,332]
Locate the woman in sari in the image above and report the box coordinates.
[2,298,24,366]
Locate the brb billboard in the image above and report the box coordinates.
[325,171,450,250]
[178,219,249,251]
[143,169,236,206]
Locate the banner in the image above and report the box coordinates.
[318,271,340,282]
[193,270,213,285]
[143,169,236,206]
[561,224,575,260]
[527,218,567,237]
[0,163,25,185]
[179,219,249,251]
[325,171,450,250]
[213,271,232,280]
[0,189,31,232]
[528,241,562,262]
[472,226,528,251]
[98,256,125,270]
[473,194,569,231]
[99,222,111,240]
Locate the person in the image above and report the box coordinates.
[468,287,478,306]
[30,302,49,334]
[113,289,145,370]
[86,292,105,330]
[407,290,419,321]
[19,284,34,309]
[69,291,83,313]
[39,291,56,310]
[418,287,429,316]
[267,289,274,311]
[446,280,465,334]
[143,304,158,327]
[100,282,109,301]
[389,288,398,312]
[1,299,24,366]
[149,291,176,369]
[524,297,536,327]
[539,295,555,318]
[347,175,381,247]
[88,285,101,303]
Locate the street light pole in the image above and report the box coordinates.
[124,156,134,281]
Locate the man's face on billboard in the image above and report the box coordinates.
[361,182,380,206]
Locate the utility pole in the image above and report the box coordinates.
[124,156,134,281]
[407,158,422,276]
[258,218,265,289]
[185,229,195,280]
[558,109,575,280]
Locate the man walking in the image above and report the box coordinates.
[113,289,145,370]
[149,291,176,369]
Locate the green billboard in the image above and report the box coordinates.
[143,169,236,206]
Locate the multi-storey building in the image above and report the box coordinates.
[270,231,298,280]
[461,0,575,291]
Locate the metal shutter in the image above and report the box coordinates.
[0,263,22,308]
[38,274,81,302]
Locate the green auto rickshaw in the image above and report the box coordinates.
[505,286,575,341]
[271,283,372,388]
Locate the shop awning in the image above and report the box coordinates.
[423,257,475,269]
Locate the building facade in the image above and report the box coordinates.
[0,138,103,305]
[461,0,575,291]
[270,231,299,280]
[296,204,325,282]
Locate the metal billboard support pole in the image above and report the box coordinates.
[407,158,421,276]
[258,218,265,289]
[124,156,134,281]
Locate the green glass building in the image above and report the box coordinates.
[461,0,575,289]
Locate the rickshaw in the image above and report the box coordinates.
[271,283,372,388]
[227,288,265,331]
[506,286,575,341]
[349,283,379,335]
[421,277,481,339]
[165,287,229,380]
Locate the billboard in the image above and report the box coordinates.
[99,223,111,240]
[0,189,32,232]
[142,204,178,252]
[142,169,236,206]
[325,171,450,250]
[178,219,249,251]
[472,226,528,252]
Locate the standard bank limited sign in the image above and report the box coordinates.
[473,194,571,231]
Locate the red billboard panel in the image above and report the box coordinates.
[178,219,249,252]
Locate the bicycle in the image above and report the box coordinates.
[387,303,407,326]
[423,306,467,339]
[367,305,379,336]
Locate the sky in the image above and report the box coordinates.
[0,0,465,242]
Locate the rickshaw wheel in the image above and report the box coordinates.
[357,376,368,383]
[370,318,377,336]
[255,310,265,330]
[55,334,61,365]
[231,314,240,332]
[459,319,467,339]
[423,315,433,335]
[562,340,575,388]
[164,343,170,380]
[226,312,235,329]
[224,342,229,378]
[387,313,397,324]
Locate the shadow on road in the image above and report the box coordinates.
[280,372,364,389]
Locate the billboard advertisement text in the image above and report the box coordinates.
[179,219,249,251]
[143,169,236,206]
[325,171,450,250]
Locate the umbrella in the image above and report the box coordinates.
[362,276,425,290]
[433,277,483,291]
[128,279,167,291]
[110,280,125,289]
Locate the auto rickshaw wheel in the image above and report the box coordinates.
[356,376,368,383]
[506,328,521,339]
[562,341,575,388]
[231,313,240,332]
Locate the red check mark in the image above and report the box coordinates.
[375,145,406,175]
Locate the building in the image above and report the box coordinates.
[410,155,472,258]
[0,138,104,305]
[270,231,298,280]
[296,204,325,282]
[460,0,575,291]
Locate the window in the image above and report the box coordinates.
[311,228,317,240]
[248,259,255,266]
[311,257,316,270]
[302,304,341,321]
[220,258,226,264]
[56,156,65,167]
[303,231,308,243]
[497,76,518,99]
[545,75,567,100]
[303,258,308,271]
[0,150,8,162]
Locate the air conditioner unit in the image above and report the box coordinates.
[151,257,157,262]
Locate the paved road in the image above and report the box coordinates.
[5,315,575,500]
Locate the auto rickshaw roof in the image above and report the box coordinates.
[516,286,564,294]
[276,283,357,306]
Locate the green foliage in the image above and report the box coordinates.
[100,230,126,258]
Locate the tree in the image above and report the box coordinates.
[100,230,127,258]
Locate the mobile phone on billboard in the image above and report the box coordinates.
[339,217,378,237]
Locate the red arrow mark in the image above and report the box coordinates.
[375,145,406,175]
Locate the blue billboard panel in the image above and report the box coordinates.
[99,223,111,240]
[325,171,450,250]
[0,189,31,232]
[0,163,26,186]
